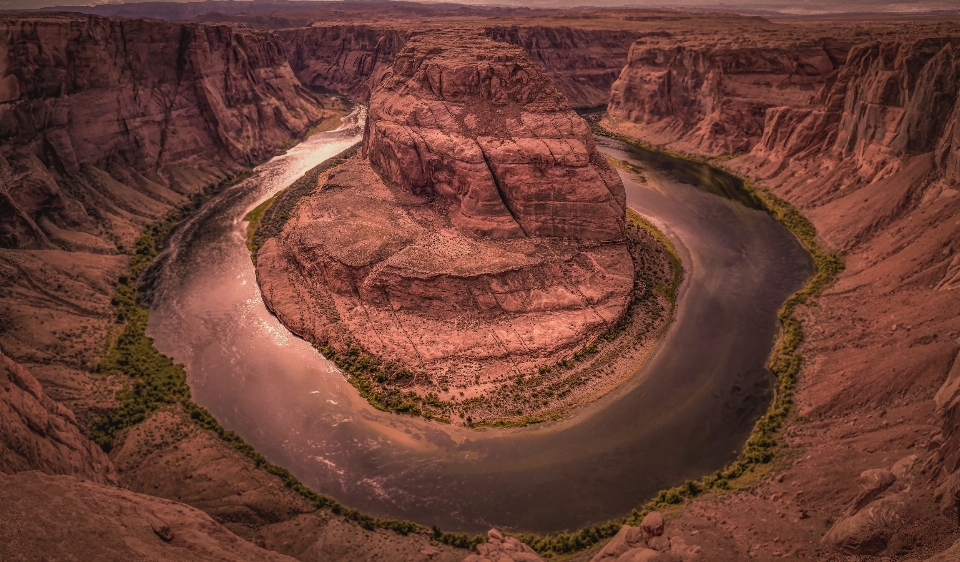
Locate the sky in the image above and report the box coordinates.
[3,0,959,16]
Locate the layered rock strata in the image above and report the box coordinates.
[280,24,640,109]
[257,31,658,423]
[618,29,960,561]
[608,35,853,155]
[0,13,329,251]
[0,13,463,562]
[279,25,409,100]
[484,26,642,108]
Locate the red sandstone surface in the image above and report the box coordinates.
[3,5,960,562]
[256,30,673,424]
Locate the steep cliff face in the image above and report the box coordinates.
[363,30,627,241]
[751,39,960,188]
[484,26,641,108]
[278,25,409,100]
[0,352,117,484]
[279,24,639,109]
[608,36,851,155]
[725,36,960,550]
[0,14,328,251]
[257,31,658,425]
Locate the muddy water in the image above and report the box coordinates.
[146,112,813,534]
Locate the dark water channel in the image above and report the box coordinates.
[146,111,813,534]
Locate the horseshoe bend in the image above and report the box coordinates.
[2,4,960,562]
[255,31,674,425]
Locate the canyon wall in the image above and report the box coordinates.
[722,35,960,557]
[0,14,464,562]
[608,35,852,155]
[483,26,641,108]
[279,25,409,100]
[0,13,328,251]
[279,24,639,109]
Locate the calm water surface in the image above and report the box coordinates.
[146,111,813,534]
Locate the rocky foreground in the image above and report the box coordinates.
[256,30,674,424]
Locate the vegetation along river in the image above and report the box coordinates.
[145,109,813,534]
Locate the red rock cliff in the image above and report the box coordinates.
[363,31,627,241]
[484,26,641,108]
[279,24,640,110]
[258,31,637,408]
[608,35,851,155]
[278,25,409,100]
[0,14,328,250]
[728,35,960,547]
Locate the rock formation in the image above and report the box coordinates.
[0,12,463,562]
[257,30,649,423]
[484,26,641,108]
[588,511,702,561]
[0,352,117,484]
[280,24,640,109]
[279,25,409,100]
[608,36,851,155]
[464,529,544,562]
[1,471,299,562]
[0,13,329,250]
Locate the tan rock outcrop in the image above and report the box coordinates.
[0,352,117,484]
[364,30,627,241]
[589,513,687,562]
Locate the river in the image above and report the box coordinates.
[146,109,813,534]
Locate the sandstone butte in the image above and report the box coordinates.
[4,6,960,562]
[256,30,671,423]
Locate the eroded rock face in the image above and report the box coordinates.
[0,14,328,250]
[364,31,627,241]
[258,30,638,416]
[279,25,409,100]
[0,352,117,485]
[608,37,850,155]
[751,39,960,185]
[484,26,642,109]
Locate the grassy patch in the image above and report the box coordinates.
[507,124,844,558]
[248,143,360,260]
[243,195,277,253]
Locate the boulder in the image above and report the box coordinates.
[462,529,544,562]
[822,494,904,555]
[847,468,897,516]
[640,511,665,539]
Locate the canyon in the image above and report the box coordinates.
[255,29,675,425]
[2,4,960,562]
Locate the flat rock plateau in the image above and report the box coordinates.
[256,30,674,425]
[3,3,960,562]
